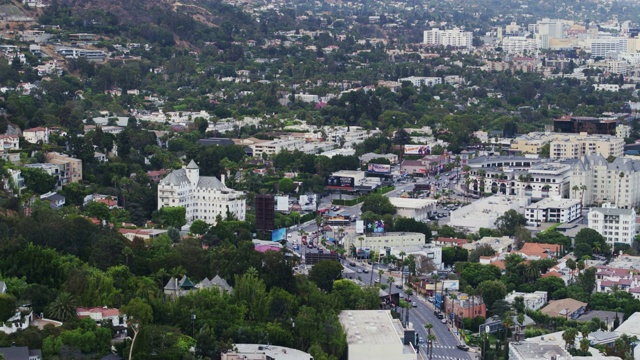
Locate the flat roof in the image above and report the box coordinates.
[526,197,581,210]
[229,344,313,360]
[615,312,640,337]
[339,310,410,347]
[388,197,437,209]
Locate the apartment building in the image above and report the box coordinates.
[525,197,582,227]
[45,152,83,184]
[550,133,624,160]
[157,160,246,225]
[571,153,640,208]
[588,204,637,246]
[250,137,306,158]
[397,76,442,88]
[24,163,63,188]
[423,28,473,48]
[591,38,628,58]
[0,135,19,151]
[501,37,538,54]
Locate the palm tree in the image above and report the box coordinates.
[617,172,625,206]
[427,334,437,359]
[572,185,580,199]
[46,292,78,322]
[387,277,395,302]
[399,251,407,286]
[580,184,587,206]
[562,328,579,349]
[579,337,590,353]
[566,259,576,284]
[432,273,440,310]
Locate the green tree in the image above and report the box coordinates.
[153,206,187,228]
[278,178,296,194]
[308,260,343,292]
[361,193,397,215]
[85,201,111,222]
[120,297,153,325]
[494,209,526,236]
[22,167,56,195]
[0,293,16,322]
[562,327,578,349]
[189,219,210,235]
[478,280,507,311]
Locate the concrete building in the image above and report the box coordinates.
[221,344,314,360]
[388,197,437,222]
[397,76,442,88]
[465,156,572,198]
[344,232,426,254]
[45,152,83,184]
[591,38,628,58]
[447,294,486,319]
[588,204,637,246]
[359,152,398,165]
[118,228,168,242]
[525,197,582,227]
[250,137,306,157]
[571,153,640,208]
[550,133,624,160]
[157,160,246,225]
[501,36,538,54]
[449,195,530,232]
[616,124,631,139]
[508,334,570,360]
[423,28,473,48]
[339,310,417,360]
[24,163,64,188]
[23,127,49,144]
[504,291,548,311]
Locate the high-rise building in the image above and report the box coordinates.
[591,38,628,58]
[255,194,275,232]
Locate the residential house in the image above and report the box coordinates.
[118,228,167,242]
[0,346,42,360]
[462,236,514,254]
[164,275,196,298]
[504,291,548,311]
[0,135,19,151]
[540,298,587,319]
[22,127,49,144]
[40,192,65,209]
[433,237,468,248]
[77,307,126,327]
[196,275,233,294]
[513,243,563,260]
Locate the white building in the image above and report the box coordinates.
[462,236,514,254]
[397,76,442,88]
[77,307,126,327]
[423,28,473,48]
[221,344,314,360]
[591,38,628,58]
[571,153,640,209]
[339,310,417,360]
[588,203,637,246]
[23,127,49,144]
[0,135,19,151]
[501,36,538,54]
[157,160,246,225]
[449,195,530,232]
[504,291,548,311]
[344,232,426,254]
[525,197,582,227]
[250,137,307,158]
[388,197,437,222]
[617,124,631,139]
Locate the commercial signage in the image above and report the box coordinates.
[367,163,392,174]
[366,220,385,233]
[271,228,286,241]
[404,144,432,155]
[325,176,355,189]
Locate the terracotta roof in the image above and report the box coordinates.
[516,243,561,259]
[77,307,120,318]
[435,237,468,246]
[24,127,48,132]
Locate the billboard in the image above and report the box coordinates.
[276,196,289,211]
[299,194,317,211]
[356,220,365,234]
[404,144,432,155]
[271,228,286,241]
[366,220,385,233]
[367,163,392,174]
[325,175,355,190]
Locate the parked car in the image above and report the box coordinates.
[363,269,369,273]
[349,262,356,266]
[456,345,469,351]
[356,269,362,273]
[441,318,447,324]
[396,284,402,289]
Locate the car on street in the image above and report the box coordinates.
[396,284,402,289]
[441,318,447,324]
[436,313,445,320]
[363,269,369,273]
[356,269,362,273]
[456,344,469,351]
[412,302,417,307]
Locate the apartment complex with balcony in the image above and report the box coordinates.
[588,203,637,246]
[423,28,473,48]
[525,197,582,226]
[45,152,83,184]
[550,133,624,160]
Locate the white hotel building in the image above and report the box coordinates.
[157,160,246,225]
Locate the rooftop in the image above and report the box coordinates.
[615,312,640,338]
[388,197,437,209]
[339,310,411,348]
[526,197,581,210]
[541,298,587,318]
[224,344,313,360]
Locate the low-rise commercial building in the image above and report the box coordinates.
[346,232,426,252]
[388,197,437,222]
[462,236,514,254]
[449,195,530,232]
[221,344,313,360]
[339,310,417,360]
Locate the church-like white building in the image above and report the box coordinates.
[157,160,246,225]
